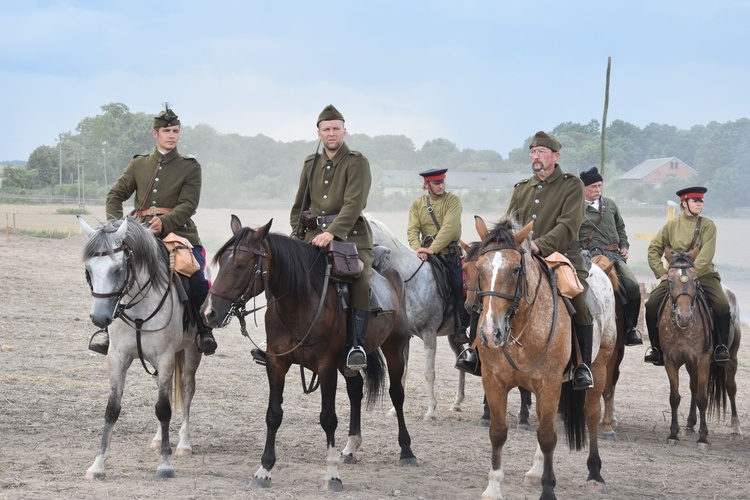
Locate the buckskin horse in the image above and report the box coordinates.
[201,216,417,491]
[659,248,743,448]
[466,216,616,499]
[79,216,203,479]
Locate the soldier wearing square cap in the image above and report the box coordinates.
[644,186,730,364]
[93,104,217,357]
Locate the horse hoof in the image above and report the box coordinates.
[478,417,490,428]
[251,476,272,488]
[450,404,463,412]
[602,431,617,441]
[697,442,710,452]
[175,446,192,456]
[342,454,358,465]
[667,438,679,446]
[323,478,343,492]
[399,457,419,467]
[731,432,743,441]
[155,467,175,479]
[517,423,531,432]
[586,480,607,494]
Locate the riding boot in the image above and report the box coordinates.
[251,340,267,366]
[573,323,594,391]
[644,314,663,365]
[624,300,643,346]
[455,309,481,376]
[713,313,731,363]
[195,315,218,356]
[189,273,217,356]
[346,308,369,371]
[453,298,470,344]
[88,329,110,355]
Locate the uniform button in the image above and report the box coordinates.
[155,177,159,182]
[323,195,328,199]
[326,165,331,170]
[158,166,162,170]
[153,189,158,193]
[324,180,329,185]
[537,184,543,189]
[532,214,537,220]
[352,231,357,235]
[152,201,157,205]
[534,199,539,204]
[322,223,327,228]
[321,210,326,214]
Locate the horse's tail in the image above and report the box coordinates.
[363,348,387,409]
[708,362,727,420]
[171,350,185,411]
[559,381,587,451]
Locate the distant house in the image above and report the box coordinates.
[620,157,696,185]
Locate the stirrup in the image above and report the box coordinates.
[644,347,663,366]
[88,329,109,355]
[454,348,480,376]
[572,364,594,391]
[346,346,367,370]
[714,345,729,363]
[625,327,643,346]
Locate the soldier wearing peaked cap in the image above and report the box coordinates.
[406,168,474,371]
[95,104,218,357]
[502,131,595,390]
[578,166,643,347]
[644,186,730,365]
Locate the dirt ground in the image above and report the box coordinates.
[1,204,749,500]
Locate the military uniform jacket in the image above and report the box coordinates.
[406,191,462,254]
[105,147,202,246]
[647,213,717,279]
[506,164,586,273]
[579,196,629,254]
[290,142,373,248]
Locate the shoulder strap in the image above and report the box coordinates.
[582,201,606,249]
[684,216,703,252]
[132,159,162,216]
[425,195,441,231]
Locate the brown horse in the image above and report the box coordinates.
[659,248,743,449]
[201,216,417,491]
[466,216,615,499]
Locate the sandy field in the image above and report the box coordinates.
[1,203,749,499]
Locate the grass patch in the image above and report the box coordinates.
[19,228,71,239]
[56,207,89,215]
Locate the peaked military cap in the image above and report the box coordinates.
[153,103,180,129]
[419,168,447,183]
[529,131,561,152]
[317,104,345,126]
[580,166,603,186]
[676,186,707,201]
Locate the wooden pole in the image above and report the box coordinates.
[601,57,611,177]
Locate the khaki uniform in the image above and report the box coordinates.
[506,164,591,324]
[407,192,462,253]
[645,213,729,321]
[290,143,373,310]
[106,147,202,246]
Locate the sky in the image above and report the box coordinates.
[2,0,749,162]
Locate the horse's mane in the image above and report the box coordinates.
[484,216,530,252]
[82,217,169,288]
[367,217,410,253]
[213,226,327,304]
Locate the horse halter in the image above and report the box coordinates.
[667,264,698,320]
[85,243,137,319]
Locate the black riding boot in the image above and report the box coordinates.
[644,314,663,365]
[453,298,470,344]
[573,324,594,390]
[714,313,731,363]
[195,314,217,356]
[88,329,110,355]
[455,309,481,376]
[189,273,217,356]
[346,308,369,372]
[624,300,643,346]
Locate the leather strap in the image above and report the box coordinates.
[136,207,173,217]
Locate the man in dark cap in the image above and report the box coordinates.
[578,167,642,346]
[289,104,374,372]
[95,104,217,356]
[644,186,730,364]
[406,168,473,371]
[503,131,594,390]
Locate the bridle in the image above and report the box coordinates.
[666,263,698,327]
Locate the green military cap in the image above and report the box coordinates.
[317,104,345,126]
[153,103,181,129]
[529,131,561,152]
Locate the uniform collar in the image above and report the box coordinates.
[325,142,350,167]
[531,163,563,185]
[155,147,180,164]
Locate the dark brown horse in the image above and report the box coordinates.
[465,216,616,499]
[660,248,743,448]
[201,216,417,491]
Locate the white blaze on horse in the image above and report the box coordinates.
[79,216,203,480]
[369,217,468,421]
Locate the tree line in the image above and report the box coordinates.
[2,102,748,214]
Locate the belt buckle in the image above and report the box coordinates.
[316,216,324,227]
[148,206,157,216]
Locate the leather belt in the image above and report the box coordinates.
[316,214,337,227]
[600,244,620,252]
[136,207,173,217]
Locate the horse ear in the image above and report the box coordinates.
[459,239,470,254]
[115,218,128,241]
[230,214,243,235]
[689,246,699,262]
[254,219,273,241]
[474,215,488,239]
[664,245,673,262]
[78,216,95,237]
[514,220,533,246]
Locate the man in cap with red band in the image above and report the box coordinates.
[644,186,730,364]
